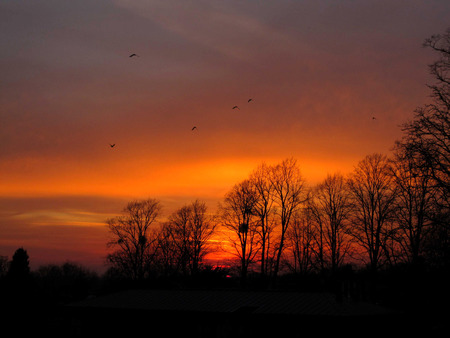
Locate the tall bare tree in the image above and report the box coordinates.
[106,198,161,281]
[347,154,396,275]
[401,28,450,210]
[399,29,450,268]
[164,200,216,276]
[155,223,178,277]
[389,146,438,266]
[165,204,192,275]
[249,163,277,278]
[309,173,353,273]
[269,158,307,282]
[285,208,316,276]
[189,200,217,274]
[219,179,260,287]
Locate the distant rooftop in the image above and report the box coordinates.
[68,289,396,317]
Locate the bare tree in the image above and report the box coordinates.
[164,200,216,276]
[269,158,307,283]
[347,154,397,275]
[390,145,438,266]
[401,28,450,210]
[190,200,217,274]
[218,179,260,287]
[165,204,192,275]
[249,163,277,278]
[285,208,316,276]
[397,28,450,269]
[106,198,161,281]
[309,173,353,273]
[154,223,179,277]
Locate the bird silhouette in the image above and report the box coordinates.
[248,98,253,103]
[372,116,376,120]
[192,126,197,131]
[109,143,116,148]
[129,53,139,58]
[232,106,240,110]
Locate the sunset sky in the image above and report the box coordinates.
[1,0,449,272]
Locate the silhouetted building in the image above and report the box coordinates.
[63,289,407,337]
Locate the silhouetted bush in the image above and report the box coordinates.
[34,262,100,304]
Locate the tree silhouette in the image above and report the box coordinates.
[269,158,307,284]
[389,146,437,266]
[309,173,353,274]
[106,198,161,281]
[285,208,316,276]
[189,200,217,274]
[347,154,396,276]
[401,28,450,211]
[154,223,178,277]
[399,28,450,269]
[0,255,8,278]
[219,179,260,287]
[162,200,216,276]
[34,262,99,303]
[249,163,277,279]
[5,248,35,306]
[8,247,30,281]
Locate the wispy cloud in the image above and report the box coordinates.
[114,0,296,62]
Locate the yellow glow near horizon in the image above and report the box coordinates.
[0,155,356,200]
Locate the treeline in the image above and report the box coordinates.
[102,28,450,308]
[0,248,101,305]
[103,152,449,293]
[0,246,235,309]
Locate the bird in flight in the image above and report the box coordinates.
[192,126,197,131]
[372,116,376,120]
[129,53,139,58]
[248,98,253,103]
[232,106,240,110]
[109,143,116,148]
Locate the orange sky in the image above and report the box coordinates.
[1,0,449,273]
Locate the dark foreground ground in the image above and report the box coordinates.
[3,288,449,338]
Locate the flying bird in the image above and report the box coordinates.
[248,98,253,103]
[192,126,197,131]
[109,143,116,148]
[129,53,139,58]
[232,106,240,110]
[372,116,376,120]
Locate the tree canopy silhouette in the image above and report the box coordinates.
[398,28,450,269]
[160,200,216,276]
[401,28,450,211]
[347,153,396,275]
[8,247,30,281]
[219,179,260,287]
[106,198,162,281]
